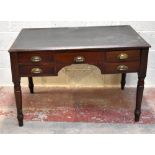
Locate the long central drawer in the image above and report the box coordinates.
[55,51,104,64]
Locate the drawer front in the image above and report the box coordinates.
[18,52,54,65]
[106,50,140,62]
[55,52,103,64]
[19,65,55,76]
[104,62,140,73]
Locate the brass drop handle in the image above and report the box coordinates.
[31,56,42,62]
[74,56,85,63]
[118,53,128,60]
[31,68,42,74]
[117,65,128,71]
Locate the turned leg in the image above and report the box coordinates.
[121,73,126,90]
[28,77,34,94]
[134,76,145,122]
[13,80,23,126]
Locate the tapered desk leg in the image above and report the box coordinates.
[121,73,126,90]
[28,77,34,94]
[135,77,145,122]
[13,80,23,126]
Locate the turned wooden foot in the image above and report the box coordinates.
[13,80,24,127]
[134,76,145,122]
[17,113,24,126]
[121,73,126,90]
[28,77,34,94]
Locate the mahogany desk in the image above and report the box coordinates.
[9,25,151,126]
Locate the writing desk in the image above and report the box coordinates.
[9,25,150,126]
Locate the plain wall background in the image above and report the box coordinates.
[0,21,155,87]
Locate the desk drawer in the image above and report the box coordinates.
[18,52,54,65]
[106,50,140,62]
[55,52,103,64]
[104,61,140,73]
[19,65,55,76]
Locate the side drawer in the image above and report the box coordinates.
[19,65,55,77]
[18,52,54,65]
[106,50,140,62]
[104,61,140,73]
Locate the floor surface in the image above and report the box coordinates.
[0,86,155,133]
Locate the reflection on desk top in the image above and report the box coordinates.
[9,25,151,52]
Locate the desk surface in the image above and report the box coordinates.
[9,25,150,52]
